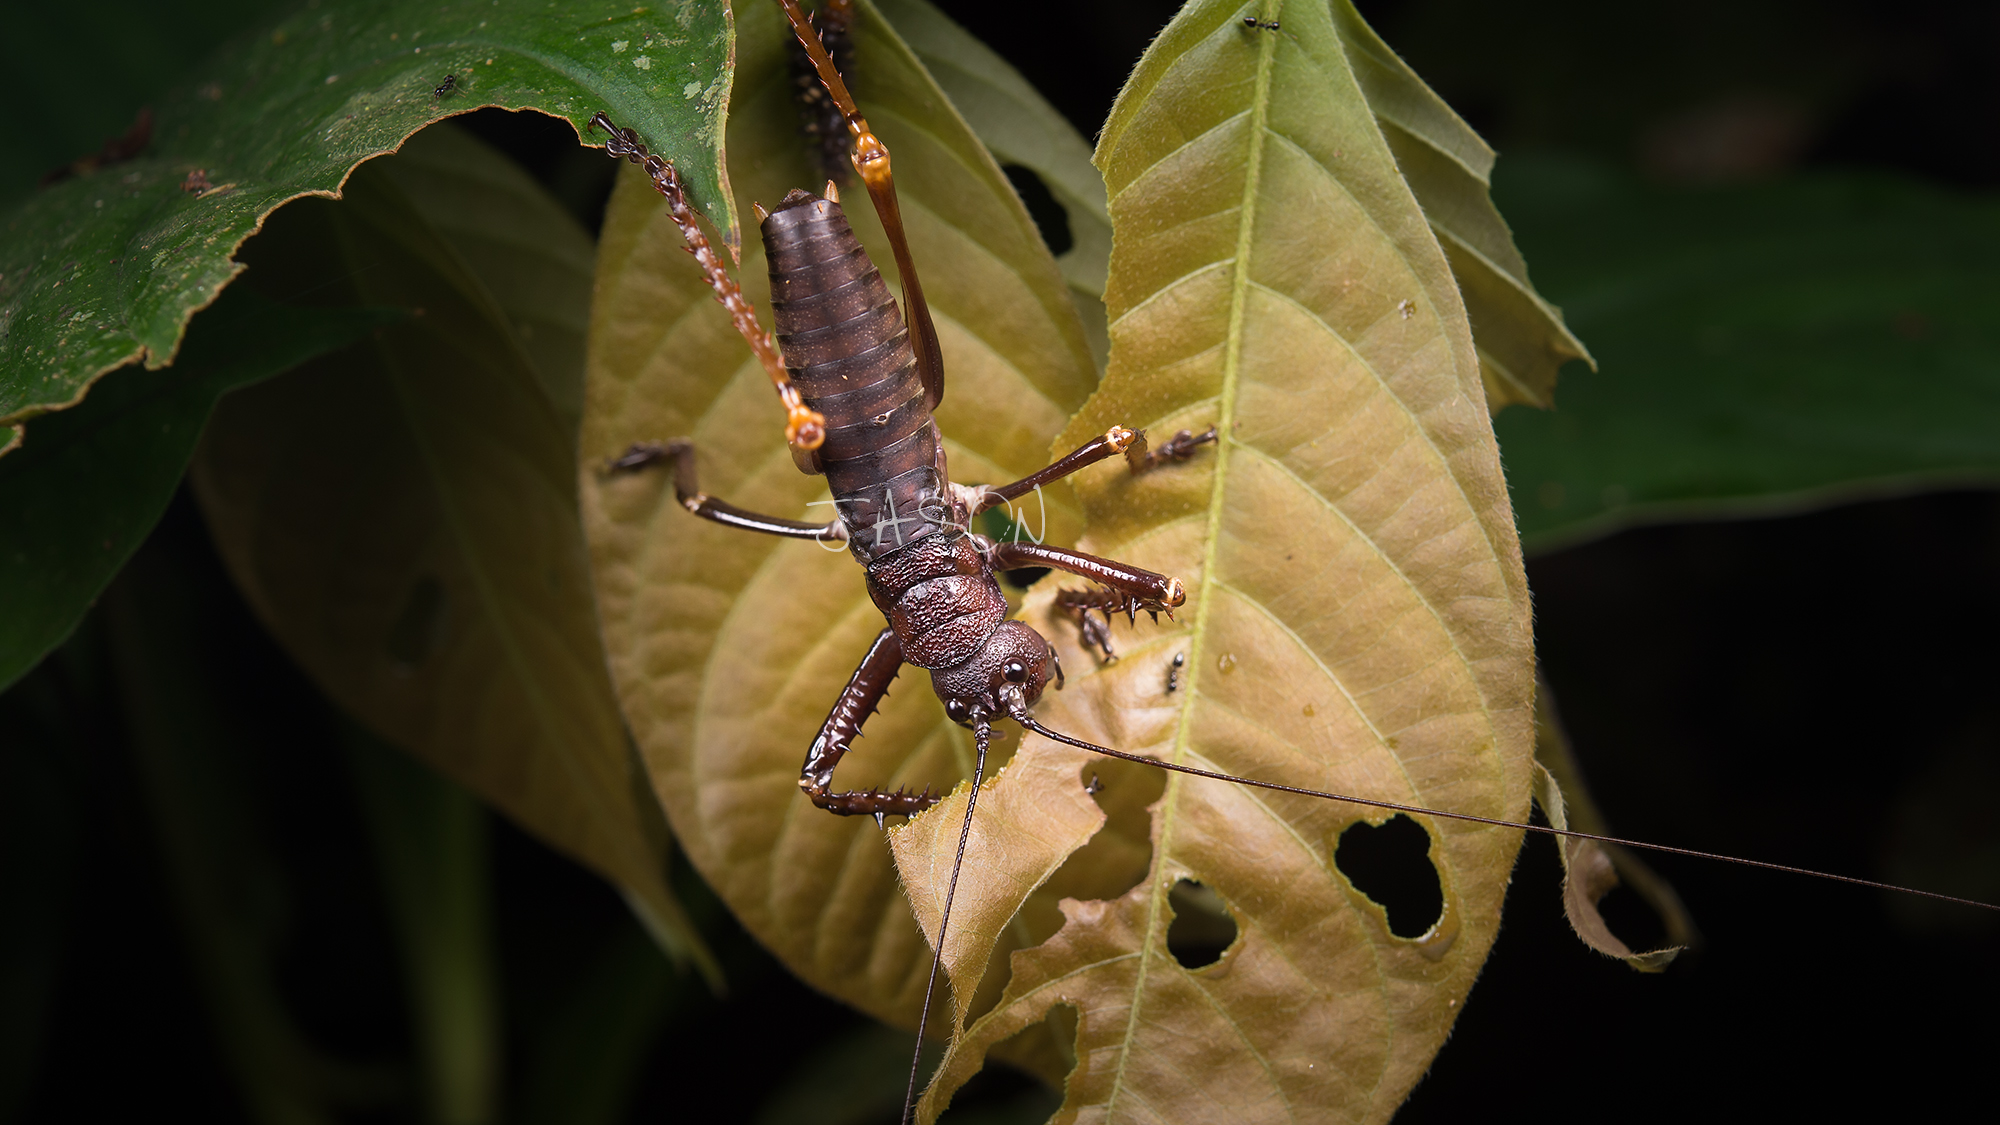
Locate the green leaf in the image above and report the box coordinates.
[909,2,1536,1118]
[581,0,1096,1032]
[1493,158,2000,553]
[0,0,290,198]
[1328,0,1591,411]
[191,128,715,984]
[0,287,394,692]
[0,0,731,442]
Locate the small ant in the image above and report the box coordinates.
[1166,651,1185,693]
[1242,15,1280,31]
[433,74,459,101]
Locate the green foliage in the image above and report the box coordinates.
[1493,157,2000,550]
[0,0,733,696]
[0,0,731,432]
[346,724,500,1125]
[191,128,717,981]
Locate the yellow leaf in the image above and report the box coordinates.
[886,740,1104,1029]
[910,2,1538,1118]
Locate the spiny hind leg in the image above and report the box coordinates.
[984,541,1185,663]
[606,439,846,544]
[1058,588,1119,662]
[800,628,938,825]
[965,427,1212,663]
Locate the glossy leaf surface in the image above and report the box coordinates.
[1493,158,2000,553]
[192,128,712,978]
[0,0,730,440]
[910,3,1536,1118]
[580,0,1096,1029]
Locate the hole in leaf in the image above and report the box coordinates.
[385,573,445,666]
[1334,815,1444,938]
[1001,164,1073,257]
[1018,760,1166,947]
[1165,879,1237,969]
[968,1004,1075,1116]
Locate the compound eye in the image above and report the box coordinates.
[945,699,971,724]
[1002,659,1029,684]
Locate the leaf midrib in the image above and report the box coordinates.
[1103,11,1281,1116]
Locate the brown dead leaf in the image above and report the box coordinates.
[1532,676,1696,971]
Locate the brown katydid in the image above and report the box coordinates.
[584,4,1992,1112]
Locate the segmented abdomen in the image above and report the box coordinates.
[764,190,945,563]
[763,190,1008,673]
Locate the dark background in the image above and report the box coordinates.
[4,1,1997,1121]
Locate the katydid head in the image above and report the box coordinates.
[932,620,1057,725]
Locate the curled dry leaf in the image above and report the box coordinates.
[580,0,1096,1026]
[1532,675,1697,971]
[194,127,713,977]
[906,2,1538,1119]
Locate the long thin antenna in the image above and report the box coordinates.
[903,716,993,1124]
[1013,716,1999,913]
